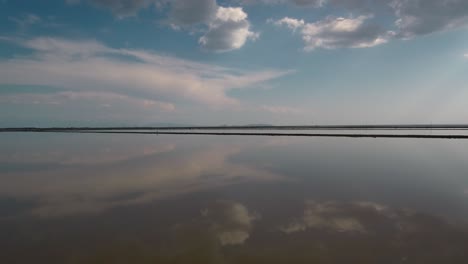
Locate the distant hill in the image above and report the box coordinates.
[144,122,192,127]
[244,124,274,127]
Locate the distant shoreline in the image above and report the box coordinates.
[2,124,468,132]
[2,126,468,139]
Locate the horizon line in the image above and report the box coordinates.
[3,124,468,132]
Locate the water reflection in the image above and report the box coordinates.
[1,133,468,263]
[0,134,281,218]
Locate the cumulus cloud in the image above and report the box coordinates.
[199,6,259,52]
[165,0,258,52]
[158,1,258,51]
[390,0,468,38]
[274,15,393,50]
[0,37,288,107]
[273,17,305,31]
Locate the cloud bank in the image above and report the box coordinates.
[270,0,468,50]
[0,37,288,110]
[65,0,468,52]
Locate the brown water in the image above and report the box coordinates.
[1,133,468,263]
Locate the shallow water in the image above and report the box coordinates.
[1,133,468,263]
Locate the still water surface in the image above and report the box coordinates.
[1,133,468,263]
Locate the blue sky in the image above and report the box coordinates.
[1,0,468,126]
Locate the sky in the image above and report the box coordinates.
[1,0,468,126]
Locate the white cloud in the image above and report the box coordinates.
[273,17,305,31]
[274,15,393,50]
[199,6,259,52]
[464,53,468,58]
[162,0,258,51]
[0,37,288,107]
